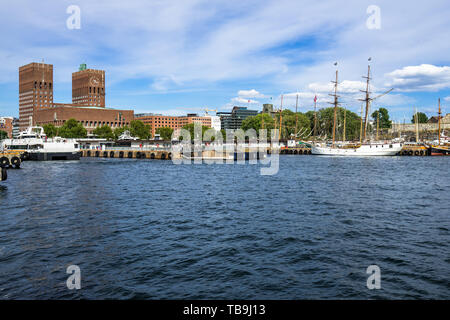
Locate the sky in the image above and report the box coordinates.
[1,0,450,122]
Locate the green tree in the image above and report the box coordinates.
[411,112,428,124]
[180,123,211,141]
[277,110,311,139]
[129,120,151,140]
[93,125,115,140]
[155,127,174,140]
[241,113,275,135]
[113,126,131,140]
[371,107,392,129]
[57,119,87,138]
[0,130,7,140]
[314,107,362,141]
[42,124,58,138]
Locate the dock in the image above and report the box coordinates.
[0,151,24,181]
[79,143,433,161]
[81,149,173,160]
[0,151,23,168]
[280,144,430,156]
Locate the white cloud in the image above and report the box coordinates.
[1,0,450,119]
[308,80,370,94]
[237,89,265,98]
[443,96,450,102]
[385,64,450,92]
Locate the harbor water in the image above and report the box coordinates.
[0,156,448,299]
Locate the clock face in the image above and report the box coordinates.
[90,76,100,86]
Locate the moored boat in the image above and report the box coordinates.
[429,145,449,156]
[311,60,400,156]
[427,99,449,156]
[1,127,81,161]
[312,142,403,156]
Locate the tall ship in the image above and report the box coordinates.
[311,61,403,156]
[427,99,449,156]
[1,127,81,161]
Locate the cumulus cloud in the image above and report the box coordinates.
[1,0,450,119]
[307,80,371,94]
[385,64,450,92]
[237,89,265,98]
[444,96,450,102]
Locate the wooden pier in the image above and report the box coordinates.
[80,144,432,160]
[81,149,173,160]
[280,145,430,156]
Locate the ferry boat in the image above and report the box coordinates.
[0,127,81,161]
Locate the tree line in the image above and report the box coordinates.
[241,106,393,141]
[40,107,396,142]
[43,119,152,140]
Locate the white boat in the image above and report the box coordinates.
[311,61,402,156]
[311,142,403,156]
[1,127,81,161]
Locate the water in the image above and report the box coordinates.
[0,156,448,299]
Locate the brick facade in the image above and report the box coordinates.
[135,114,212,136]
[0,117,13,138]
[35,105,134,134]
[19,62,53,130]
[72,68,105,107]
[18,62,133,135]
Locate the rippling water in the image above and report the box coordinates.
[0,156,449,299]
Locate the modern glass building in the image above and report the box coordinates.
[218,107,258,130]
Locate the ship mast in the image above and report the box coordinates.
[295,93,299,140]
[343,108,347,142]
[438,98,441,145]
[376,111,380,141]
[359,104,364,143]
[279,94,283,141]
[360,62,372,142]
[414,107,419,143]
[313,96,318,142]
[329,65,339,147]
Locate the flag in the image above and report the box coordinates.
[248,100,250,103]
[314,95,317,103]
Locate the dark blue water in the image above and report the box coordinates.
[0,156,449,299]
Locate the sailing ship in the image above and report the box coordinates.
[428,99,449,156]
[311,61,403,156]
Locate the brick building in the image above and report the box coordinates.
[35,105,134,134]
[72,64,105,107]
[19,62,53,130]
[135,113,212,136]
[18,62,134,135]
[0,117,13,138]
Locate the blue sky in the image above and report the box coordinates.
[1,0,450,122]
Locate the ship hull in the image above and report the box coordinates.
[28,152,81,161]
[312,143,403,156]
[430,146,450,156]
